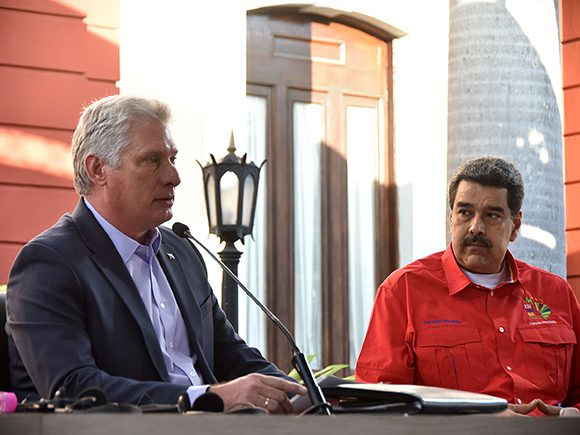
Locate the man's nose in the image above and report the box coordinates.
[163,162,181,187]
[468,214,485,234]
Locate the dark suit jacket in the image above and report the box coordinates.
[6,200,286,404]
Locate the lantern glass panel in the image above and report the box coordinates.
[241,175,256,227]
[220,171,239,225]
[206,173,218,227]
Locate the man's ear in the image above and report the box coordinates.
[510,210,522,242]
[85,155,107,186]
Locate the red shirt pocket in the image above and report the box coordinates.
[518,325,576,393]
[415,326,487,390]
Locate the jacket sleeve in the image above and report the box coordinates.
[209,290,289,382]
[7,241,187,405]
[355,280,415,384]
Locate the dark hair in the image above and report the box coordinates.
[448,157,524,215]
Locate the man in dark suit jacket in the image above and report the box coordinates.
[6,95,304,412]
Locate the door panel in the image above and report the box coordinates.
[292,97,325,367]
[344,97,381,367]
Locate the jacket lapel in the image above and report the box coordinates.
[157,236,217,384]
[72,200,170,382]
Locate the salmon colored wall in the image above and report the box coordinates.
[0,0,119,283]
[561,0,580,300]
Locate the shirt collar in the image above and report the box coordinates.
[442,244,519,296]
[83,198,161,264]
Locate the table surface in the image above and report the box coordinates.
[1,412,579,435]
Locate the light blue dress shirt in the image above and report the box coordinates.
[84,199,208,404]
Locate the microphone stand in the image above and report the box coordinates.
[173,223,333,416]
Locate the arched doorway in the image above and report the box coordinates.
[246,7,399,371]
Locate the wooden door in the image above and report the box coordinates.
[247,12,396,371]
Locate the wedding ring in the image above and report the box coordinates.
[264,397,270,408]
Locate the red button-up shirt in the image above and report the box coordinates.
[355,245,580,409]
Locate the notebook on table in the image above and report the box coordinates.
[292,376,508,415]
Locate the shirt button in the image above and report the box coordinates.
[189,370,195,377]
[160,302,166,309]
[516,398,522,404]
[499,326,505,333]
[168,341,173,348]
[506,365,512,371]
[490,291,494,296]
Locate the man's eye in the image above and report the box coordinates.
[170,156,177,164]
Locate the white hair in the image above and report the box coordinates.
[71,95,172,195]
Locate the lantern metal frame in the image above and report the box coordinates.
[198,135,265,330]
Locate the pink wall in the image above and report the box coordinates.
[562,0,580,300]
[0,0,119,283]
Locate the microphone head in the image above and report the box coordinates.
[191,392,224,413]
[172,222,190,238]
[177,391,224,413]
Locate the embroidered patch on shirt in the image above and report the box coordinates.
[523,295,551,320]
[423,319,463,325]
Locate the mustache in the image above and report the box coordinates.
[461,234,492,248]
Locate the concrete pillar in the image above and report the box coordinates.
[447,0,565,276]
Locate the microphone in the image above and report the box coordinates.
[177,391,224,413]
[172,222,333,416]
[191,392,224,413]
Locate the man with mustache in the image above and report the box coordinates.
[356,157,579,415]
[6,95,305,412]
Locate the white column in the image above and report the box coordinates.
[119,0,248,299]
[447,0,565,276]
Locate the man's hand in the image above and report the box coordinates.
[208,373,307,414]
[504,399,580,417]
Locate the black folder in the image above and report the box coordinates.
[292,376,508,414]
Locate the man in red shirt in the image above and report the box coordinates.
[355,157,579,415]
